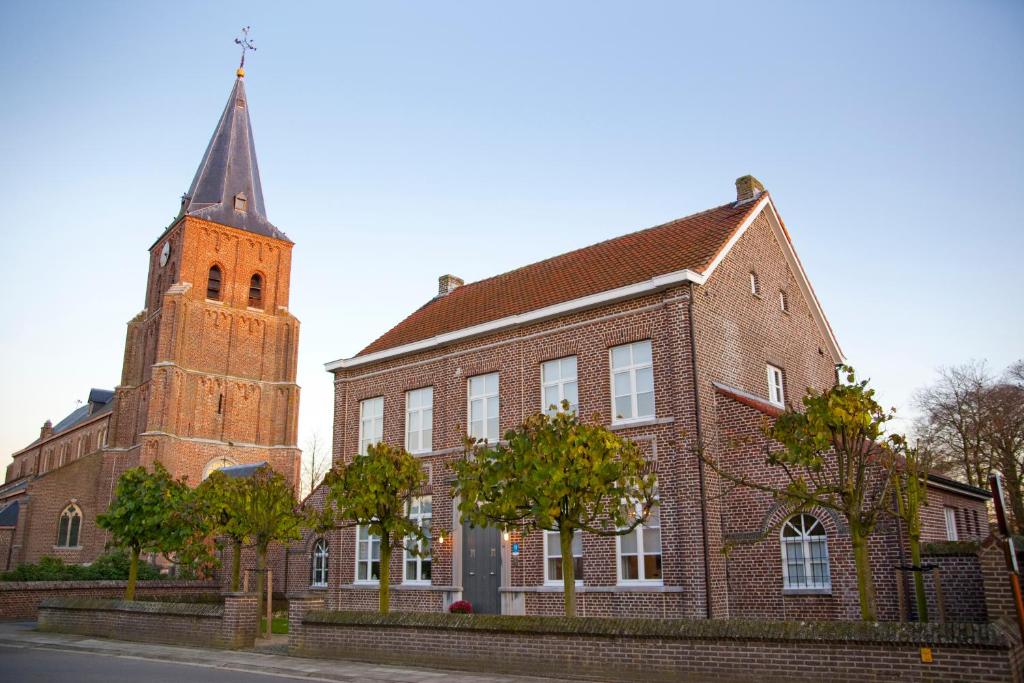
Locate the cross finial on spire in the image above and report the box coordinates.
[235,26,256,77]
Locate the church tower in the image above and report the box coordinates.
[105,68,301,488]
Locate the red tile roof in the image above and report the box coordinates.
[358,197,764,357]
[712,382,785,419]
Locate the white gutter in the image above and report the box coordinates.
[325,268,708,371]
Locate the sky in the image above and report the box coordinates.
[0,1,1021,476]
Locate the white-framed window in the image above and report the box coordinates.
[468,372,499,442]
[617,502,662,583]
[750,271,760,296]
[541,356,578,415]
[767,364,785,407]
[944,507,959,541]
[779,290,789,313]
[311,538,329,587]
[355,525,381,583]
[56,504,82,548]
[611,340,654,423]
[405,387,433,454]
[359,397,384,455]
[544,529,583,585]
[404,496,432,584]
[781,514,831,590]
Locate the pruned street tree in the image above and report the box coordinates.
[96,463,197,600]
[321,442,427,614]
[702,367,899,621]
[891,439,933,621]
[452,404,657,617]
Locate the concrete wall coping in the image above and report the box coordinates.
[40,596,224,618]
[0,580,218,591]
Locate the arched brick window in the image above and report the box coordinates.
[311,538,329,587]
[248,273,263,308]
[207,265,223,301]
[57,504,82,548]
[780,514,830,590]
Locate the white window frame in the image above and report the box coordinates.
[610,340,655,424]
[541,355,579,415]
[403,496,432,585]
[944,507,959,541]
[616,500,662,585]
[767,364,785,407]
[311,538,329,587]
[750,271,760,296]
[358,396,384,456]
[780,514,831,591]
[468,372,500,442]
[543,529,583,586]
[355,525,381,584]
[405,387,433,454]
[779,290,789,313]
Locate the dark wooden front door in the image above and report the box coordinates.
[462,523,501,614]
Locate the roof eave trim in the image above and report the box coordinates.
[325,268,708,371]
[926,474,991,501]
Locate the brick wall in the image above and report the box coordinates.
[0,579,219,620]
[288,607,1023,683]
[37,592,257,649]
[913,551,987,623]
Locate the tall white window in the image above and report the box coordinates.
[311,538,328,587]
[781,514,831,590]
[544,529,583,585]
[767,364,785,407]
[750,271,760,296]
[355,525,381,583]
[405,387,433,454]
[611,340,654,423]
[944,507,959,541]
[468,373,499,442]
[404,496,432,584]
[617,502,661,583]
[359,397,384,455]
[541,356,578,415]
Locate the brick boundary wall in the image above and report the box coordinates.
[37,593,258,649]
[0,579,220,620]
[914,548,988,623]
[287,598,1022,683]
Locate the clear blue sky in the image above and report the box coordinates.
[1,1,1021,474]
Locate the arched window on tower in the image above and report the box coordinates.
[248,273,263,308]
[780,514,831,590]
[57,504,82,547]
[207,265,223,301]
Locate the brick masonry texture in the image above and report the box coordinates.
[4,212,302,571]
[286,605,1024,683]
[37,592,258,649]
[0,579,219,620]
[294,198,990,621]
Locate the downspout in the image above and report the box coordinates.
[687,291,713,619]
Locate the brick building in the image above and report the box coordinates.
[288,175,989,619]
[0,68,301,572]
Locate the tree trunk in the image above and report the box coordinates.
[125,547,140,601]
[909,535,928,622]
[560,527,577,617]
[379,535,391,614]
[255,545,267,616]
[851,528,877,621]
[231,540,242,592]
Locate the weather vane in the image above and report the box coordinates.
[235,26,256,76]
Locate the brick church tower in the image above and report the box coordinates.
[104,68,302,488]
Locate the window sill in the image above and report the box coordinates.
[53,546,82,551]
[543,581,583,587]
[247,306,265,312]
[610,417,673,431]
[401,581,433,588]
[782,587,832,596]
[616,580,665,588]
[205,299,223,305]
[309,584,328,590]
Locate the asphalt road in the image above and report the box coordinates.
[0,646,313,682]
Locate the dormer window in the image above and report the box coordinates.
[233,193,248,212]
[248,273,263,308]
[207,265,223,301]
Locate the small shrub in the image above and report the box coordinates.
[448,600,473,614]
[0,551,162,582]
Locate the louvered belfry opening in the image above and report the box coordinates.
[207,265,223,300]
[249,273,263,308]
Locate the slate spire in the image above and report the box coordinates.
[180,73,287,240]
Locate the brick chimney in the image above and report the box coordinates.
[438,274,464,296]
[735,175,765,204]
[40,420,53,440]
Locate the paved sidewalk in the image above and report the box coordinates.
[0,622,583,683]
